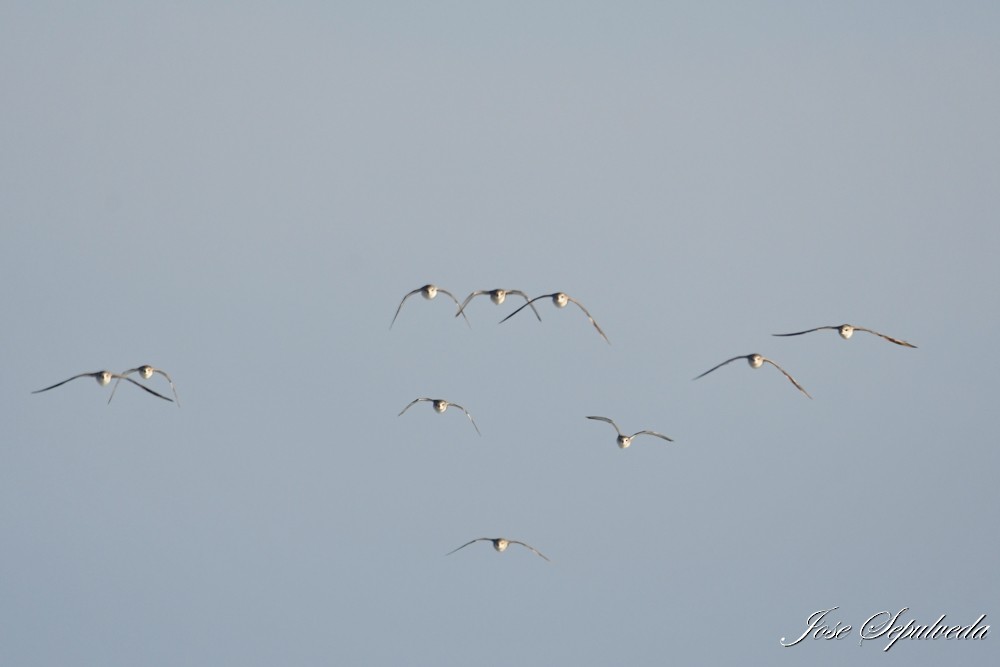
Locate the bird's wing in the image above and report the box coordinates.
[455,290,487,318]
[585,415,621,435]
[449,403,481,435]
[566,296,610,344]
[509,540,551,562]
[692,356,747,380]
[120,376,174,402]
[152,368,181,406]
[398,398,429,416]
[435,288,471,328]
[32,372,98,394]
[633,430,674,442]
[854,327,917,348]
[506,290,543,321]
[446,538,489,556]
[389,288,422,329]
[761,358,812,399]
[107,368,141,405]
[498,294,553,325]
[771,326,836,337]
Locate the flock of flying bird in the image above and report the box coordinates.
[389,283,917,561]
[30,284,915,564]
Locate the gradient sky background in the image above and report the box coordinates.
[2,2,997,665]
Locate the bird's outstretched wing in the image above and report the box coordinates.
[632,430,674,442]
[499,293,552,325]
[586,415,622,435]
[455,290,489,318]
[505,290,542,321]
[398,397,431,416]
[435,288,470,328]
[565,296,610,344]
[772,326,837,337]
[692,356,747,381]
[390,287,424,329]
[509,540,551,562]
[854,327,917,348]
[120,376,175,402]
[446,538,490,556]
[760,358,812,399]
[31,372,99,394]
[448,402,481,436]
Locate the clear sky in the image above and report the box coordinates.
[2,2,997,665]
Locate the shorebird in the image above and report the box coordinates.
[447,537,550,562]
[455,289,542,321]
[585,416,674,448]
[499,292,609,344]
[32,371,174,402]
[693,354,812,398]
[108,365,180,406]
[772,324,916,348]
[390,284,470,329]
[398,398,481,435]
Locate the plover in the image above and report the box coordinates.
[390,284,470,329]
[773,324,916,348]
[585,415,674,448]
[398,397,481,435]
[447,537,550,562]
[499,292,609,344]
[693,354,812,398]
[108,365,180,406]
[455,289,542,321]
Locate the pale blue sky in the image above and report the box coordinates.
[2,2,997,665]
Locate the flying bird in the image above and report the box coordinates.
[455,289,542,321]
[32,370,174,402]
[585,416,674,448]
[499,292,609,344]
[108,365,180,406]
[446,537,550,562]
[398,397,481,435]
[693,354,812,398]
[772,324,916,348]
[390,284,470,329]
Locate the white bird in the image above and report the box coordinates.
[499,292,609,344]
[32,370,174,402]
[693,353,812,398]
[455,289,542,321]
[585,416,674,448]
[773,324,916,348]
[391,284,470,329]
[398,397,481,435]
[447,537,550,562]
[108,365,180,406]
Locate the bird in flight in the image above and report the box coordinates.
[455,289,542,321]
[772,324,916,348]
[499,292,609,344]
[447,537,550,562]
[398,397,481,435]
[693,353,812,398]
[585,416,674,448]
[391,284,470,329]
[32,370,174,402]
[108,365,180,406]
